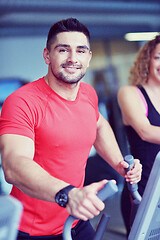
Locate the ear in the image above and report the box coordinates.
[87,51,92,68]
[43,48,50,65]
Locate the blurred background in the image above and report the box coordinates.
[0,0,160,239]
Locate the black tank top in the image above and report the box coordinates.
[125,86,160,195]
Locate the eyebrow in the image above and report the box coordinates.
[54,44,90,51]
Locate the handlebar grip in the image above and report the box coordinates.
[124,155,135,171]
[97,180,118,202]
[124,155,138,193]
[63,180,118,240]
[124,155,141,202]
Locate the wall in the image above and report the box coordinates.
[0,36,139,85]
[0,37,48,82]
[90,40,139,87]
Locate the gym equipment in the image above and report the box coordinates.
[0,195,23,240]
[124,155,142,225]
[128,151,160,240]
[63,180,118,240]
[124,155,142,202]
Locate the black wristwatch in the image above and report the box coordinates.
[55,185,75,208]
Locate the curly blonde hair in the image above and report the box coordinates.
[129,34,160,85]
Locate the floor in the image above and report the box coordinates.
[90,191,127,240]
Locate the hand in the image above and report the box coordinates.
[66,179,108,221]
[118,159,142,184]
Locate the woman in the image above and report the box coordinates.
[118,35,160,236]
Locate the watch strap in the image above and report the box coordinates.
[55,185,75,207]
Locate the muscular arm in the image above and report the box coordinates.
[94,113,142,183]
[0,134,107,220]
[94,113,123,171]
[0,134,69,202]
[118,86,160,144]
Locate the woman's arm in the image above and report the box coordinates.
[118,86,160,144]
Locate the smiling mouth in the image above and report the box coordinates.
[62,64,81,74]
[62,64,81,69]
[64,67,80,74]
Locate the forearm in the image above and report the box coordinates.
[135,124,160,145]
[2,149,108,221]
[2,153,69,202]
[94,115,123,174]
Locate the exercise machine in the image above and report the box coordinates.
[128,151,160,240]
[0,195,23,240]
[63,180,118,240]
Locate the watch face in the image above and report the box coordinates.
[56,192,68,207]
[55,185,75,208]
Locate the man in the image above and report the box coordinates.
[0,18,142,240]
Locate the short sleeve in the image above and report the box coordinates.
[81,82,99,121]
[0,93,36,140]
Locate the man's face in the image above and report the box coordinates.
[44,31,92,84]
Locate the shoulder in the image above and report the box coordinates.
[80,82,97,97]
[117,85,144,114]
[1,79,47,128]
[11,78,42,95]
[79,82,98,113]
[2,78,47,120]
[118,85,139,101]
[4,78,45,104]
[118,85,138,94]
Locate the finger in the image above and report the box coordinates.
[93,179,108,194]
[84,186,105,212]
[80,198,102,218]
[127,177,141,184]
[126,159,142,175]
[125,171,141,184]
[71,197,102,221]
[68,185,105,219]
[111,179,117,185]
[119,160,129,169]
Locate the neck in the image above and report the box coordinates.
[143,80,160,92]
[44,75,80,101]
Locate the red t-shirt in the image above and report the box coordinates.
[0,77,99,236]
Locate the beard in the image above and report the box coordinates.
[51,64,85,85]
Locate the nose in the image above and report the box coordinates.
[67,51,78,63]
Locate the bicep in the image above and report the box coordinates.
[96,113,103,129]
[0,134,34,168]
[96,113,111,134]
[118,87,149,128]
[96,113,117,144]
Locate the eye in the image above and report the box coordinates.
[154,56,160,60]
[77,49,88,54]
[78,50,85,53]
[59,48,68,53]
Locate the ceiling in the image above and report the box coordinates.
[0,0,160,41]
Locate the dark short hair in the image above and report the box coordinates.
[46,18,90,51]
